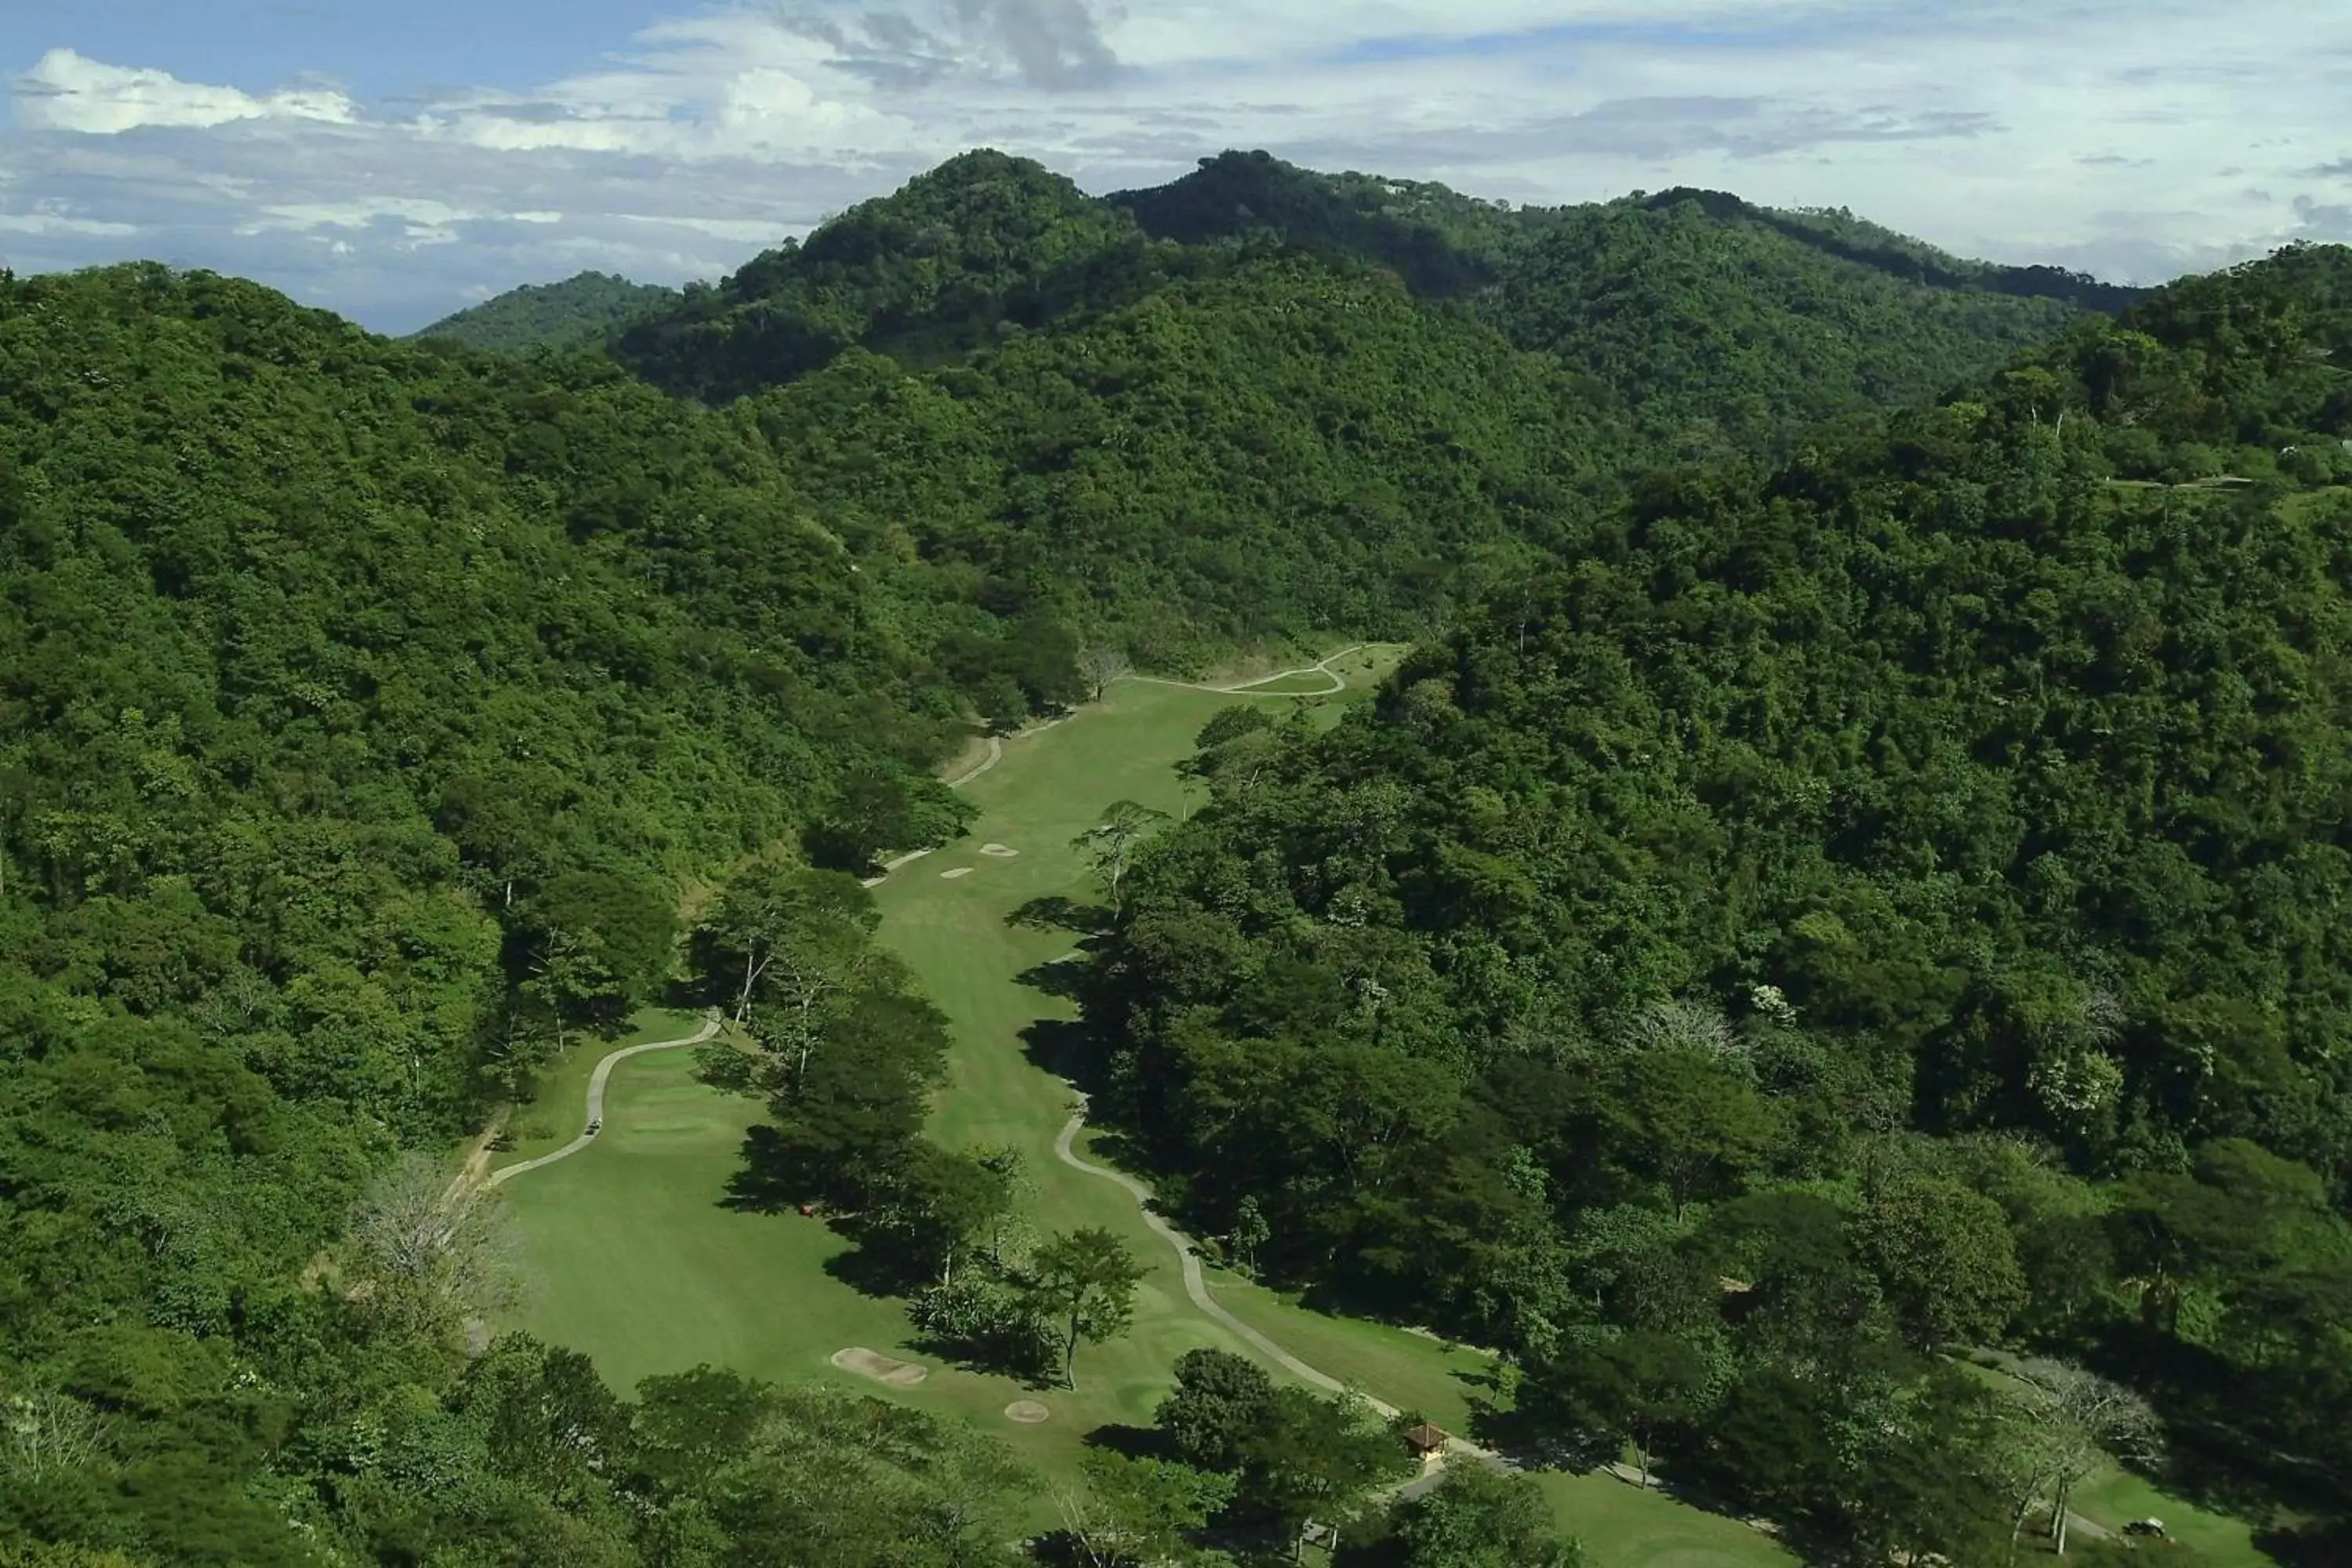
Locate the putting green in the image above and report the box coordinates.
[492,642,1793,1556]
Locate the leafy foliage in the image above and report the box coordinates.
[412,270,681,355]
[1078,244,2352,1554]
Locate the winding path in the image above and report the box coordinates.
[487,1012,722,1188]
[1054,1094,1400,1417]
[1127,642,1367,699]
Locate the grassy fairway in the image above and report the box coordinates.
[495,654,1411,1495]
[1530,1474,1798,1568]
[490,1009,713,1169]
[494,643,1787,1558]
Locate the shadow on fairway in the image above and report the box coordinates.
[1013,960,1088,1000]
[719,1125,804,1213]
[1020,1017,1098,1083]
[1081,1422,1174,1461]
[1004,895,1112,933]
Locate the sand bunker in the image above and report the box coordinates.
[831,1348,929,1388]
[940,866,974,880]
[979,843,1020,858]
[1004,1399,1051,1424]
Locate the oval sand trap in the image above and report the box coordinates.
[1004,1399,1051,1424]
[939,866,974,880]
[979,843,1020,858]
[831,1347,929,1388]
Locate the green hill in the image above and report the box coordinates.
[619,147,2136,467]
[616,150,1147,403]
[1078,243,2352,1560]
[413,269,680,354]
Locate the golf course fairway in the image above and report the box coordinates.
[495,646,1798,1565]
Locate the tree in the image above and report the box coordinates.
[1073,800,1170,915]
[891,1142,1016,1287]
[1022,1228,1146,1390]
[1230,1195,1270,1275]
[728,869,880,1082]
[699,861,878,1032]
[1236,1388,1412,1560]
[1059,1450,1236,1568]
[1853,1174,2027,1348]
[520,869,680,1036]
[1996,1358,2163,1555]
[347,1153,524,1338]
[1526,1330,1709,1487]
[1078,643,1135,702]
[1157,1347,1278,1472]
[1386,1463,1584,1568]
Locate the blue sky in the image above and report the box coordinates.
[3,0,2348,332]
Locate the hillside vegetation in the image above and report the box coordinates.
[413,270,680,354]
[9,146,2332,1567]
[612,149,2132,466]
[1080,245,2352,1563]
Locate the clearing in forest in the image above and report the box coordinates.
[492,643,1797,1560]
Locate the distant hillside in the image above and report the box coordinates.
[1108,147,1538,297]
[415,270,679,354]
[1484,192,2090,459]
[614,147,2140,463]
[617,150,1147,402]
[1114,154,2149,459]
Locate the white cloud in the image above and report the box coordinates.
[0,207,138,238]
[3,2,2347,328]
[13,48,356,134]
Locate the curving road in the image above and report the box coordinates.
[1054,1094,1401,1418]
[1126,642,1368,699]
[488,1012,721,1188]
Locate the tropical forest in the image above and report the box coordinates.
[1,146,2347,1568]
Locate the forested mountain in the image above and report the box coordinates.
[1077,245,2352,1561]
[0,246,1613,1560]
[611,147,2136,464]
[1109,148,1540,298]
[746,256,1619,663]
[1,140,2316,1565]
[0,263,1002,1561]
[616,150,1148,403]
[1480,193,2092,459]
[413,270,680,354]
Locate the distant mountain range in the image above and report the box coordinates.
[427,147,2147,461]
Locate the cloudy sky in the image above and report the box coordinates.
[2,0,2347,333]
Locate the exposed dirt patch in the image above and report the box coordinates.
[831,1348,929,1387]
[1004,1399,1051,1424]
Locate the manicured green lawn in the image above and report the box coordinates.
[1530,1472,1797,1568]
[493,1009,715,1167]
[495,659,1407,1512]
[2069,1468,2274,1566]
[494,643,1849,1560]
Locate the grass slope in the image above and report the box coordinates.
[494,646,1785,1558]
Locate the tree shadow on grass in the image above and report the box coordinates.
[1014,960,1088,1001]
[720,1125,806,1213]
[1021,1018,1098,1083]
[1081,1423,1175,1461]
[2257,1518,2352,1566]
[1005,895,1112,934]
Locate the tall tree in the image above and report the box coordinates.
[1022,1227,1147,1390]
[1074,800,1171,914]
[1386,1463,1584,1568]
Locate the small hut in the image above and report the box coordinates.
[1404,1422,1450,1467]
